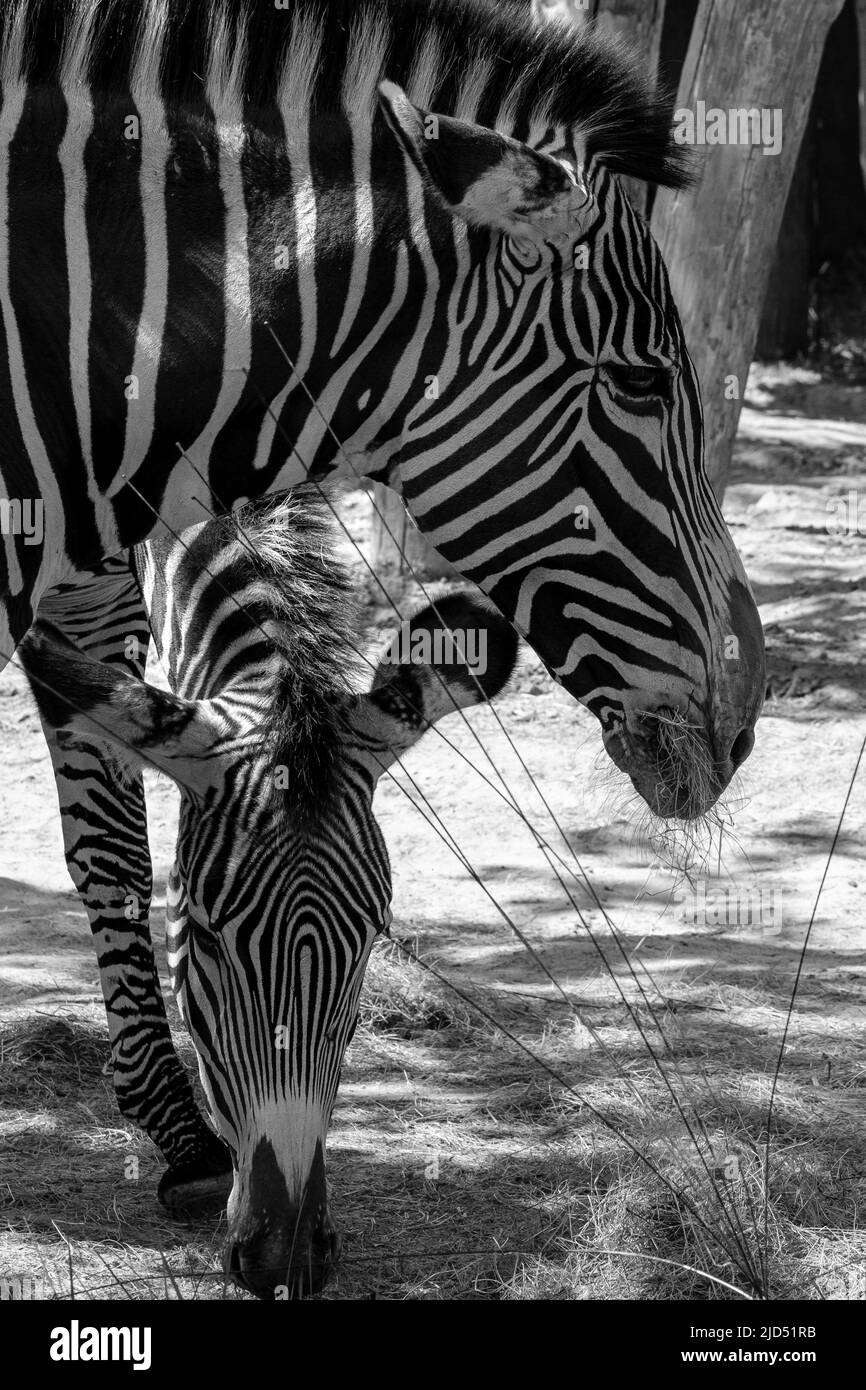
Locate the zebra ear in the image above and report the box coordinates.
[377,81,593,243]
[20,622,225,795]
[352,594,519,775]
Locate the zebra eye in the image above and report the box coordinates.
[605,365,670,400]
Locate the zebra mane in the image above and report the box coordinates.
[220,489,361,829]
[1,0,690,189]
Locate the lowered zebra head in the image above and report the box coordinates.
[22,581,518,1301]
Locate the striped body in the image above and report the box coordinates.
[0,0,763,818]
[8,0,766,1296]
[23,491,519,1297]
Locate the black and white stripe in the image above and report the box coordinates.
[0,0,762,808]
[21,489,519,1296]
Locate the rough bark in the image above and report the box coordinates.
[651,0,846,497]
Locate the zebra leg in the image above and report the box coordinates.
[24,564,232,1214]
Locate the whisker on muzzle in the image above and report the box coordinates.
[593,709,745,881]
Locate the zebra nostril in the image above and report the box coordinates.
[729,727,755,770]
[225,1240,243,1284]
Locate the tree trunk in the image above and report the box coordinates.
[755,124,814,359]
[813,0,866,267]
[651,0,846,498]
[746,0,865,359]
[591,0,664,57]
[364,482,456,580]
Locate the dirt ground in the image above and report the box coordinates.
[1,363,865,1301]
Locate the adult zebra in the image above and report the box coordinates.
[3,0,765,1294]
[0,0,764,815]
[22,492,520,1299]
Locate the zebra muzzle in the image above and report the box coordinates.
[225,1137,337,1299]
[603,702,723,819]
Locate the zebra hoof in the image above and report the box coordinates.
[158,1156,234,1218]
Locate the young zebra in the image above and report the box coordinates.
[0,0,764,821]
[20,492,518,1299]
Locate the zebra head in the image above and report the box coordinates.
[368,72,765,818]
[171,594,517,1300]
[21,592,518,1299]
[0,0,765,819]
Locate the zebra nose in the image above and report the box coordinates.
[713,724,756,787]
[225,1136,336,1299]
[226,1231,333,1300]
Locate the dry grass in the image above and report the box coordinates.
[2,938,863,1302]
[2,485,863,1300]
[358,937,487,1043]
